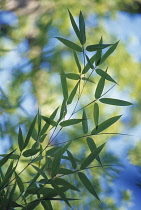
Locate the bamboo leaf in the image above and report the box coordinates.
[68,9,81,42]
[41,116,57,127]
[54,177,79,191]
[93,103,99,127]
[100,41,119,64]
[58,168,75,175]
[67,150,77,169]
[0,149,16,167]
[51,148,63,178]
[91,115,122,135]
[80,143,105,169]
[82,54,96,74]
[41,200,53,210]
[82,77,95,83]
[95,37,102,65]
[99,98,133,106]
[73,51,81,73]
[65,73,80,80]
[18,127,24,152]
[60,119,82,127]
[15,172,24,193]
[79,11,86,45]
[22,148,40,157]
[60,68,68,100]
[85,54,94,69]
[24,115,37,149]
[95,77,105,99]
[96,68,117,83]
[78,172,100,201]
[56,37,82,52]
[86,44,112,52]
[82,109,88,134]
[32,164,48,179]
[67,81,79,105]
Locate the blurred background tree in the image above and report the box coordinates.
[0,0,141,209]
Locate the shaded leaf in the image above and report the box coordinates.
[0,149,16,167]
[85,54,94,69]
[60,68,68,100]
[73,51,81,73]
[65,73,80,80]
[82,109,88,134]
[80,143,105,169]
[41,116,57,127]
[82,54,96,74]
[60,119,83,127]
[56,37,82,52]
[78,172,100,201]
[0,154,19,160]
[58,168,75,175]
[67,150,77,169]
[51,148,63,178]
[82,77,95,83]
[15,172,24,193]
[32,164,48,179]
[22,148,40,157]
[79,11,86,45]
[93,103,99,127]
[99,98,132,106]
[67,81,79,105]
[41,200,53,210]
[46,147,61,157]
[86,44,112,52]
[91,115,122,135]
[96,68,116,83]
[95,37,102,65]
[54,177,79,191]
[95,77,105,99]
[18,127,24,152]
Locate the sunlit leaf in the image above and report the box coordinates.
[22,148,40,157]
[80,143,105,169]
[96,68,117,83]
[100,41,119,64]
[93,103,99,127]
[56,37,82,52]
[78,172,100,201]
[67,81,79,105]
[67,150,77,169]
[24,115,37,149]
[82,109,88,134]
[91,115,122,135]
[86,44,112,52]
[65,73,80,80]
[73,51,81,73]
[95,77,105,99]
[79,11,86,45]
[99,98,132,106]
[60,119,83,127]
[54,177,79,191]
[68,9,81,42]
[18,127,24,152]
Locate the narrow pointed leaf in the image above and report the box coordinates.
[67,81,79,105]
[78,172,100,201]
[58,168,75,175]
[22,148,40,157]
[67,150,77,169]
[41,116,57,127]
[82,54,96,74]
[95,77,105,99]
[95,37,102,65]
[82,109,88,134]
[100,41,119,64]
[86,44,112,52]
[60,119,82,127]
[79,11,86,45]
[18,127,24,152]
[59,98,67,122]
[73,51,81,73]
[99,98,132,106]
[0,149,16,167]
[96,68,116,83]
[65,73,80,80]
[68,9,81,42]
[93,103,99,127]
[54,177,79,191]
[15,172,24,193]
[60,68,68,100]
[85,54,94,69]
[32,164,48,179]
[41,200,53,210]
[56,37,82,52]
[82,77,95,83]
[86,137,102,166]
[91,115,122,135]
[24,115,37,149]
[80,143,105,169]
[51,148,63,178]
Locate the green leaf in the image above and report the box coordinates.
[91,115,122,135]
[60,119,82,127]
[78,172,100,201]
[67,81,79,105]
[59,98,67,122]
[67,150,77,169]
[54,177,79,191]
[95,37,103,65]
[23,201,40,210]
[32,164,48,179]
[95,76,105,99]
[93,103,99,127]
[0,154,19,160]
[41,116,57,127]
[51,148,63,178]
[96,68,117,83]
[86,137,102,166]
[0,149,16,167]
[46,147,61,157]
[73,51,81,73]
[60,68,68,100]
[22,148,40,157]
[68,9,81,42]
[65,73,80,80]
[18,127,24,152]
[15,172,24,193]
[82,109,88,134]
[86,44,112,52]
[56,37,82,52]
[82,77,95,83]
[100,41,119,64]
[80,143,105,169]
[39,134,47,143]
[85,54,94,69]
[99,98,133,106]
[41,200,53,210]
[6,181,16,210]
[79,11,86,45]
[82,54,96,74]
[51,181,71,207]
[24,115,37,149]
[58,168,75,175]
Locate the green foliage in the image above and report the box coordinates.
[0,10,132,210]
